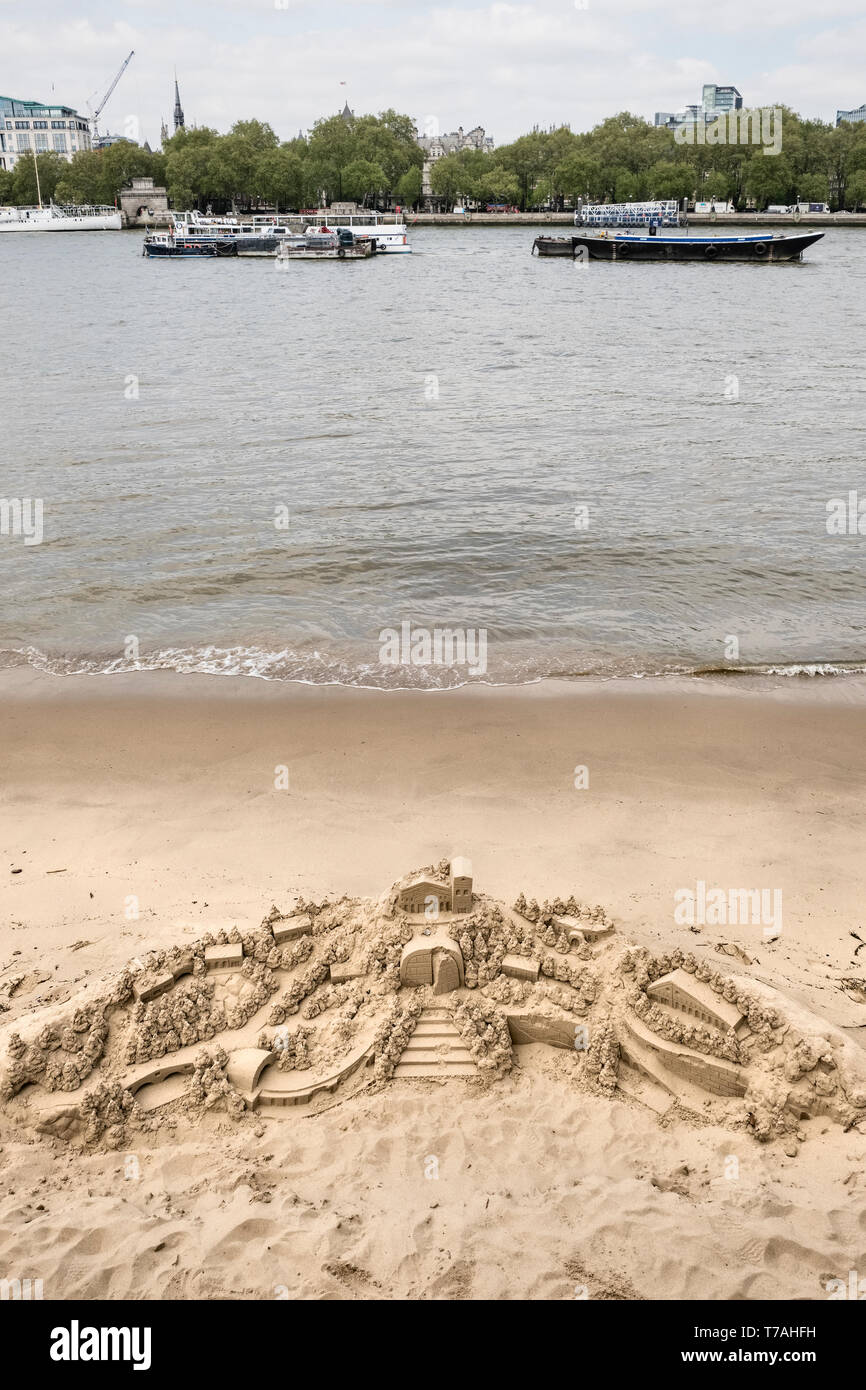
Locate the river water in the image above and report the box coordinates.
[2,223,865,686]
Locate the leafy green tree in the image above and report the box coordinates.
[207,132,259,205]
[822,118,866,208]
[429,152,466,206]
[796,173,830,203]
[743,153,795,207]
[0,167,14,203]
[254,145,307,210]
[229,119,279,153]
[478,164,520,204]
[307,113,359,201]
[340,158,386,203]
[555,152,603,203]
[614,169,641,202]
[844,169,866,209]
[700,168,733,201]
[12,150,68,204]
[395,165,422,208]
[163,127,221,209]
[497,130,551,209]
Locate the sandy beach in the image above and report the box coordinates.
[1,670,865,1300]
[2,668,866,1018]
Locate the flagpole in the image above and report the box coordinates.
[32,147,43,208]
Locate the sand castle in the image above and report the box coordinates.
[1,855,865,1159]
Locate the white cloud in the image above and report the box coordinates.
[0,1,862,145]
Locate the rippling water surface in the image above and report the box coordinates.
[2,224,866,685]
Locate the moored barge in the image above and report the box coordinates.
[533,230,824,262]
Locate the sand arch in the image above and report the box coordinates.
[226,1047,276,1097]
[399,933,464,991]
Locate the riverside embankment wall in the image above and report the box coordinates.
[409,212,866,227]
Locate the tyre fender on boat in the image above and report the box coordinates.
[753,241,769,258]
[704,243,719,259]
[338,247,346,257]
[616,241,629,258]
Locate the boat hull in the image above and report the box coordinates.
[143,239,238,258]
[277,243,374,261]
[234,235,281,257]
[532,237,576,257]
[567,231,824,262]
[0,211,122,231]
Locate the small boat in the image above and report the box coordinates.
[535,230,824,262]
[142,231,237,258]
[276,227,375,261]
[170,211,302,254]
[532,237,576,257]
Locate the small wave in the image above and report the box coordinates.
[2,645,866,689]
[692,661,866,678]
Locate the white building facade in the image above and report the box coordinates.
[1,95,91,172]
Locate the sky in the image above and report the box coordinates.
[2,0,865,148]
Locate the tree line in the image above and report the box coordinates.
[2,106,866,212]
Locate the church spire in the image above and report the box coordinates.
[173,75,185,132]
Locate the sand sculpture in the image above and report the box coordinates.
[2,856,865,1160]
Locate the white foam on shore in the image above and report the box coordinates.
[2,644,866,690]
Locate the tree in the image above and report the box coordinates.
[613,169,640,202]
[700,168,733,201]
[743,153,795,208]
[229,119,279,153]
[477,164,520,205]
[796,173,830,203]
[163,126,221,209]
[340,158,387,203]
[845,169,866,209]
[12,151,68,205]
[498,130,551,209]
[0,167,13,203]
[646,160,695,201]
[429,153,465,207]
[556,152,603,203]
[254,145,306,210]
[395,165,422,208]
[208,133,259,206]
[306,113,359,202]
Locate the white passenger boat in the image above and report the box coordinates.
[165,211,303,256]
[164,207,411,255]
[0,204,122,231]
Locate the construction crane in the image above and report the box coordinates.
[89,50,135,142]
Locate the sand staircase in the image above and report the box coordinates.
[393,1007,478,1080]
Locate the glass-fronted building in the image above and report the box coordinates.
[836,105,866,126]
[702,85,743,114]
[0,95,91,172]
[655,86,743,132]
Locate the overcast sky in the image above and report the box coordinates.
[2,0,865,147]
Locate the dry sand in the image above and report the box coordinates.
[1,667,865,1300]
